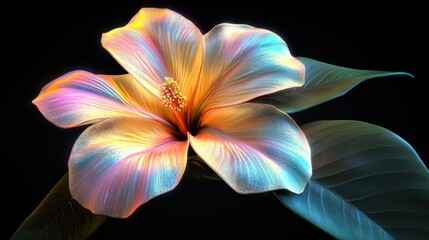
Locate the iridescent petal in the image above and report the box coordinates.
[69,117,188,218]
[189,103,311,194]
[33,71,174,128]
[195,24,304,111]
[102,8,203,99]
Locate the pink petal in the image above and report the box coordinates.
[195,24,304,111]
[102,8,203,99]
[189,103,311,194]
[69,117,188,218]
[33,71,174,128]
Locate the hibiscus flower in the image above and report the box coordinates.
[33,8,311,218]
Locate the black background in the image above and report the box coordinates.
[4,1,426,239]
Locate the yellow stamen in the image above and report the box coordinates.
[159,77,187,112]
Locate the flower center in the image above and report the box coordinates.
[159,77,187,112]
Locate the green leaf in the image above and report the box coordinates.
[12,156,219,240]
[184,155,221,180]
[252,58,412,113]
[12,173,106,240]
[275,120,429,239]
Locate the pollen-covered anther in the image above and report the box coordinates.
[159,77,187,112]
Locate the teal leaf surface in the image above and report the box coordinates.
[276,121,429,239]
[11,173,106,240]
[253,58,412,113]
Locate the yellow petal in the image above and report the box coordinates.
[189,103,311,194]
[69,117,188,218]
[195,24,304,112]
[33,71,175,128]
[102,8,203,101]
